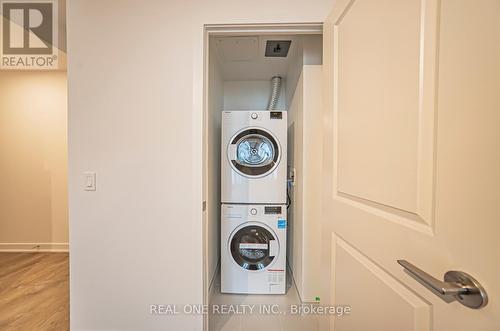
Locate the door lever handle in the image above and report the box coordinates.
[397,260,467,296]
[397,260,488,309]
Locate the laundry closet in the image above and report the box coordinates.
[205,31,323,304]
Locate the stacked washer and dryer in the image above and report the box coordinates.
[221,110,288,294]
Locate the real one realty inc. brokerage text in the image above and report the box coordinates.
[150,304,351,316]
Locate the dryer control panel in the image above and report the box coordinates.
[264,206,282,214]
[270,111,283,119]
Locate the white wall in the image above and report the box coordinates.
[287,73,303,280]
[287,65,323,302]
[67,1,333,330]
[285,35,322,109]
[206,42,224,294]
[224,80,286,111]
[0,71,68,251]
[303,35,323,65]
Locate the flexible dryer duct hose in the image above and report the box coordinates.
[267,76,282,110]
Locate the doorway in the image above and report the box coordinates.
[202,23,323,331]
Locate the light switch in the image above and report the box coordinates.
[84,171,96,191]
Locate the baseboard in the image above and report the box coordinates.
[0,243,69,252]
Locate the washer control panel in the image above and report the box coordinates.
[223,204,285,218]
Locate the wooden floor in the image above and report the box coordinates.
[0,253,69,331]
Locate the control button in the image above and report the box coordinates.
[250,208,257,215]
[251,112,258,119]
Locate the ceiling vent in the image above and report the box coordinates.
[265,40,291,57]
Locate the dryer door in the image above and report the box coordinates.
[228,128,281,178]
[229,223,278,271]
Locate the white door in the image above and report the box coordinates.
[321,0,500,330]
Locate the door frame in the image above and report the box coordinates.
[202,22,323,331]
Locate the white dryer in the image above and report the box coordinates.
[221,110,287,204]
[221,204,286,294]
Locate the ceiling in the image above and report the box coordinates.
[211,35,302,81]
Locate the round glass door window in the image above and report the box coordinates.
[229,128,280,177]
[230,224,277,271]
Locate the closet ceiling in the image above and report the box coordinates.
[212,35,301,81]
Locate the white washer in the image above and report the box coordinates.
[221,204,287,294]
[221,111,287,204]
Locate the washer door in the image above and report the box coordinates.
[229,223,279,271]
[228,128,280,178]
